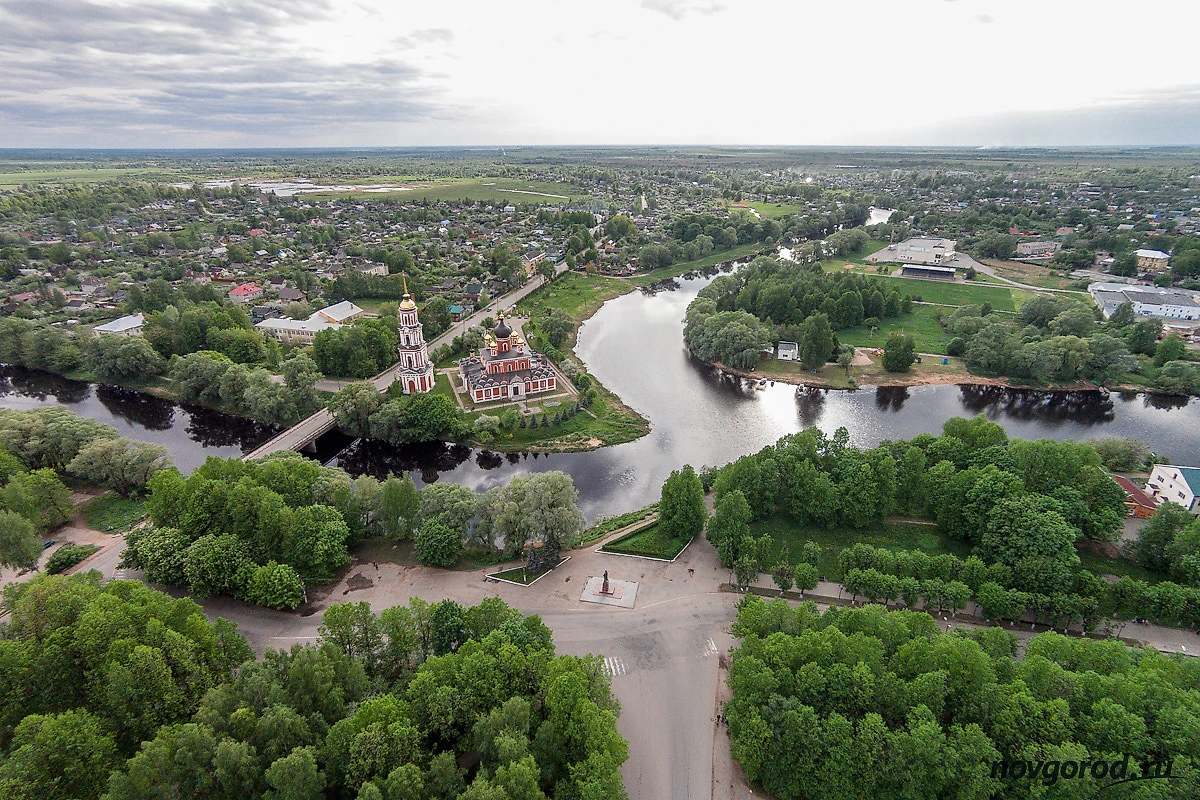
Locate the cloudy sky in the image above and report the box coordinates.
[2,0,1199,148]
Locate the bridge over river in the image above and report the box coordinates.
[242,268,563,460]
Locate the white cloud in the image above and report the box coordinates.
[1,0,1198,147]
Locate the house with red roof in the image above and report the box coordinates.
[228,283,263,304]
[1111,475,1157,519]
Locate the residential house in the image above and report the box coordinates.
[777,341,799,361]
[449,304,465,321]
[228,283,263,304]
[1111,475,1158,519]
[357,262,388,277]
[1145,464,1200,514]
[279,287,307,303]
[462,283,483,304]
[1136,249,1170,270]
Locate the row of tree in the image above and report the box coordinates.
[726,598,1200,800]
[0,575,628,800]
[170,350,322,426]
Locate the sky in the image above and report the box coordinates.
[2,0,1199,148]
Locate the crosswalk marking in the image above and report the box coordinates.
[702,637,719,658]
[602,656,626,677]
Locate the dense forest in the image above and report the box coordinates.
[725,598,1200,800]
[0,575,627,800]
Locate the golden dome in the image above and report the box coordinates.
[398,274,417,311]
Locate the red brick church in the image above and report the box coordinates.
[458,312,557,403]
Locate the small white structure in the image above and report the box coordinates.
[1145,464,1200,514]
[93,313,144,336]
[777,341,799,361]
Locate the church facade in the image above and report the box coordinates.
[396,287,435,394]
[458,313,557,403]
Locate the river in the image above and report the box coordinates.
[4,271,1199,521]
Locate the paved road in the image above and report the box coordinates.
[249,267,569,459]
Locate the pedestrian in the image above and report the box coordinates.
[373,561,378,570]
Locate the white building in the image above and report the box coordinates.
[255,301,363,342]
[777,341,799,361]
[870,238,957,266]
[1088,283,1200,321]
[93,313,144,336]
[1145,464,1200,514]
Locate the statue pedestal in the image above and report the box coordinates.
[579,576,638,609]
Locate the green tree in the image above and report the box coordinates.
[2,468,74,532]
[264,746,324,800]
[540,309,574,348]
[798,313,834,370]
[85,334,166,381]
[415,519,461,568]
[330,382,383,438]
[881,332,916,372]
[247,561,305,609]
[0,709,118,800]
[707,489,751,567]
[792,562,819,596]
[0,510,42,571]
[659,465,706,543]
[378,475,420,538]
[1154,333,1188,367]
[66,437,170,496]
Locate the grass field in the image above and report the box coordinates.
[600,521,691,560]
[580,503,659,546]
[0,166,187,187]
[742,201,808,218]
[750,515,973,580]
[871,276,1018,310]
[836,304,954,354]
[81,494,146,533]
[516,272,629,321]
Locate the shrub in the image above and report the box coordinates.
[46,544,100,574]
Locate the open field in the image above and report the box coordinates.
[981,258,1076,289]
[516,272,629,321]
[0,166,188,187]
[309,177,586,203]
[750,515,973,580]
[741,200,807,218]
[600,521,691,560]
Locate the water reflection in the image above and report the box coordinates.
[874,386,910,412]
[0,367,91,404]
[96,385,175,431]
[794,387,826,427]
[958,385,1115,425]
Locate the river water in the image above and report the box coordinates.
[4,271,1199,521]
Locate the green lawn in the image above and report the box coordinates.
[749,515,973,580]
[580,504,660,546]
[744,201,807,218]
[81,494,147,533]
[517,272,629,321]
[0,167,185,187]
[835,305,954,354]
[600,522,691,560]
[467,387,648,451]
[871,276,1018,311]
